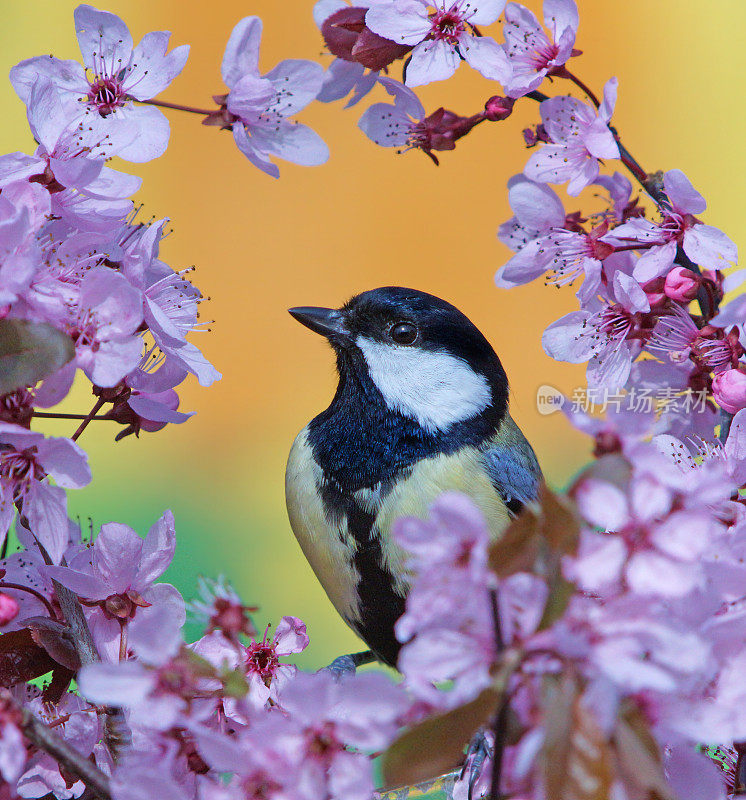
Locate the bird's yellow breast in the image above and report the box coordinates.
[285,426,512,628]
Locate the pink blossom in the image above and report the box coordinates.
[243,617,309,707]
[314,1,387,107]
[713,369,746,414]
[278,670,403,800]
[0,79,140,233]
[651,424,746,516]
[16,692,100,799]
[570,449,729,598]
[10,5,189,163]
[137,264,220,389]
[542,270,650,389]
[219,17,328,178]
[46,511,184,662]
[0,692,26,785]
[121,356,194,438]
[67,268,143,388]
[358,78,482,163]
[495,175,567,287]
[605,169,738,281]
[79,659,187,732]
[393,492,490,582]
[524,78,620,195]
[366,0,510,87]
[122,388,193,436]
[562,404,662,457]
[190,715,309,800]
[501,0,579,98]
[318,59,380,107]
[393,495,547,707]
[111,218,220,388]
[190,617,309,719]
[188,576,257,639]
[647,303,741,373]
[0,182,50,308]
[550,594,714,698]
[594,171,636,222]
[0,423,90,564]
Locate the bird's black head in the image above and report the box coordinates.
[289,287,509,436]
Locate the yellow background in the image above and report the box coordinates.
[0,1,742,665]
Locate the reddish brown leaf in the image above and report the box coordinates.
[613,707,676,800]
[488,484,581,581]
[539,485,580,556]
[43,667,75,704]
[0,628,57,687]
[26,617,80,672]
[488,509,541,578]
[381,688,501,790]
[537,573,576,632]
[542,673,613,800]
[571,454,632,492]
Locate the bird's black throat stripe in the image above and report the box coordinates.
[319,479,405,668]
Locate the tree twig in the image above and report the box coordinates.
[51,580,99,667]
[488,589,506,800]
[138,97,215,116]
[51,580,131,759]
[32,412,110,421]
[71,398,107,442]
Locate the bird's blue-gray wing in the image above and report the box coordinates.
[480,414,542,516]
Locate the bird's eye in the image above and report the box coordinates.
[390,322,418,345]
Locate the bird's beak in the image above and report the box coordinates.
[288,306,349,339]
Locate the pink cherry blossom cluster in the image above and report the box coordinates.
[0,5,226,562]
[0,2,743,800]
[391,442,746,800]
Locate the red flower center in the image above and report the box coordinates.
[430,10,465,45]
[0,449,44,498]
[245,641,279,679]
[87,76,125,116]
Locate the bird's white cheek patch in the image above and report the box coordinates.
[356,337,492,433]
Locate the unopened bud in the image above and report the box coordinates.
[0,593,19,626]
[664,266,701,302]
[642,277,667,309]
[484,95,514,122]
[713,368,746,414]
[321,7,412,71]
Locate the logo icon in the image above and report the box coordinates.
[536,384,565,416]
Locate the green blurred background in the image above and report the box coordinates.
[0,1,743,666]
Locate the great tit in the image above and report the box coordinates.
[285,287,541,668]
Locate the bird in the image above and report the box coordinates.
[285,286,541,669]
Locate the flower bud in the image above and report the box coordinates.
[0,593,19,626]
[664,266,701,302]
[321,7,412,71]
[484,95,514,122]
[642,277,667,309]
[712,368,746,413]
